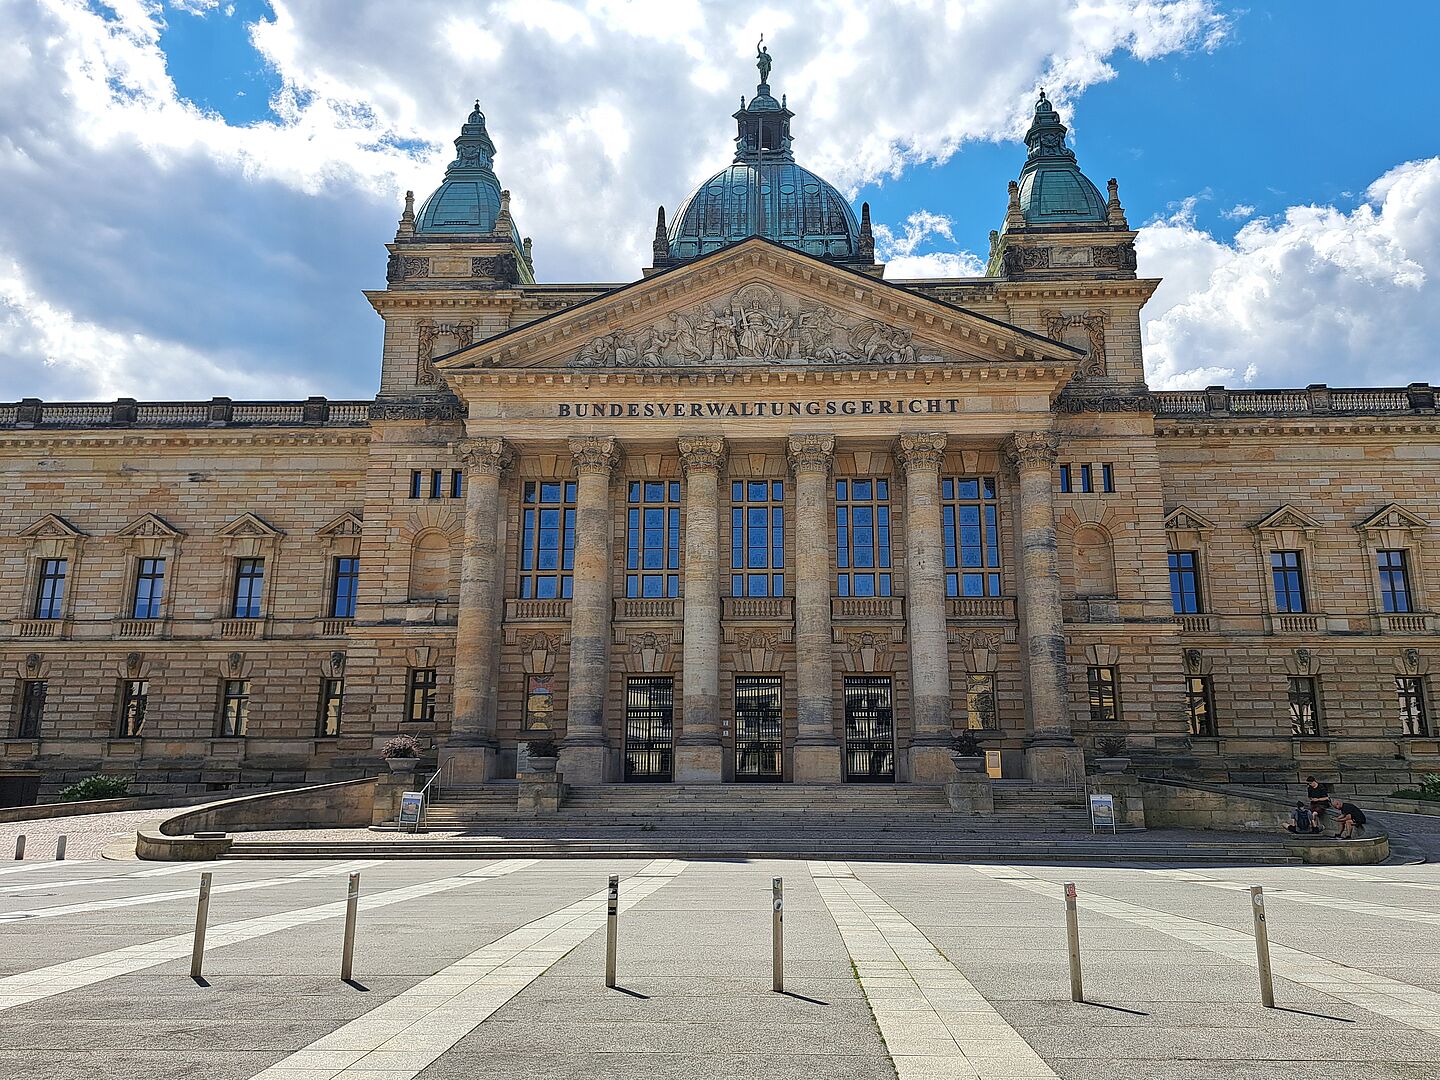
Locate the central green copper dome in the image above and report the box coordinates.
[666,45,862,264]
[1015,91,1107,225]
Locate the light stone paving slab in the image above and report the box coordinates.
[0,875,295,924]
[809,860,1058,1080]
[246,859,688,1080]
[974,864,1440,1041]
[1140,867,1440,927]
[0,859,537,1013]
[294,861,386,879]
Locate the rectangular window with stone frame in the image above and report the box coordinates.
[1186,675,1216,736]
[1168,551,1203,614]
[730,480,785,597]
[1288,676,1321,736]
[835,478,892,597]
[1270,550,1307,613]
[1377,550,1413,613]
[317,677,343,737]
[218,679,250,737]
[965,673,998,730]
[407,668,438,723]
[33,557,67,620]
[131,557,166,619]
[117,679,148,738]
[16,680,46,738]
[1087,666,1120,724]
[942,477,1002,597]
[1397,676,1429,737]
[231,558,265,619]
[330,556,360,619]
[519,481,577,600]
[626,481,681,598]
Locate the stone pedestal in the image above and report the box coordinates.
[788,435,842,783]
[564,437,620,784]
[676,436,725,783]
[1005,431,1083,783]
[438,744,497,787]
[1086,771,1147,829]
[371,769,411,826]
[945,776,994,815]
[517,770,566,815]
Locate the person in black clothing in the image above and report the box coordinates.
[1306,776,1332,827]
[1285,802,1313,834]
[1331,797,1367,839]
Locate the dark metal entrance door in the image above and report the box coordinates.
[734,675,783,781]
[843,675,895,782]
[624,676,674,782]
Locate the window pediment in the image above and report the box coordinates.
[19,514,85,540]
[116,513,183,540]
[218,512,283,539]
[1357,502,1429,546]
[1251,504,1320,540]
[317,512,363,538]
[1164,506,1215,534]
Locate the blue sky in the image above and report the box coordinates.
[1,0,1438,399]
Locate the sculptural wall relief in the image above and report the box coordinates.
[569,283,940,368]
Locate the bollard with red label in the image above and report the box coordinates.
[1064,882,1083,1002]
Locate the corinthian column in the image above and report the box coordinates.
[676,435,725,783]
[443,436,512,784]
[563,436,620,784]
[787,434,841,783]
[1005,430,1084,783]
[896,432,954,783]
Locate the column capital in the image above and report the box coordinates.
[457,436,514,475]
[786,434,835,476]
[895,432,947,472]
[677,435,726,475]
[1005,430,1061,472]
[569,435,621,475]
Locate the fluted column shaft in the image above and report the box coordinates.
[446,437,512,781]
[788,434,841,782]
[676,436,725,782]
[1007,430,1083,782]
[897,433,954,782]
[563,436,620,784]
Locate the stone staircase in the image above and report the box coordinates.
[223,781,1301,865]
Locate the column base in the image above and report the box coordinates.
[559,742,610,785]
[1025,737,1086,784]
[438,745,497,786]
[792,742,842,784]
[908,743,956,784]
[674,743,724,783]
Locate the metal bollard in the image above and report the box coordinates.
[1064,883,1083,1002]
[55,835,66,861]
[604,875,619,989]
[772,877,784,993]
[1250,885,1275,1008]
[13,835,23,861]
[190,872,213,980]
[340,872,361,982]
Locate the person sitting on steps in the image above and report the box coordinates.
[1330,797,1368,840]
[1285,801,1313,834]
[1306,776,1332,829]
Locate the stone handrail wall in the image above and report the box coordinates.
[0,789,230,824]
[135,776,378,860]
[0,397,373,429]
[1154,383,1435,417]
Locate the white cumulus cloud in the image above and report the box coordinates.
[1138,158,1440,389]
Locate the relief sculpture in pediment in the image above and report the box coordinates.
[570,282,934,368]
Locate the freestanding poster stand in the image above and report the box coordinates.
[1088,793,1117,834]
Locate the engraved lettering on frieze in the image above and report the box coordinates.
[569,282,933,368]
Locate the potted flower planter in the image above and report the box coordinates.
[380,734,421,774]
[1094,736,1130,774]
[1094,756,1131,774]
[949,730,987,773]
[524,737,560,774]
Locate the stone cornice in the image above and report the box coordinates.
[989,278,1162,302]
[449,362,1078,391]
[0,431,370,452]
[1155,420,1440,439]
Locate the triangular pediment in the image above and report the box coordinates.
[116,513,183,540]
[1357,503,1429,534]
[218,512,283,539]
[19,514,85,539]
[438,237,1084,374]
[1164,506,1215,532]
[1252,504,1320,533]
[317,511,364,538]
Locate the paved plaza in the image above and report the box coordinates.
[0,835,1437,1078]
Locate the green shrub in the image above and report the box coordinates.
[58,775,131,802]
[1421,773,1440,800]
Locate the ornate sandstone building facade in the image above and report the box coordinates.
[2,58,1437,801]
